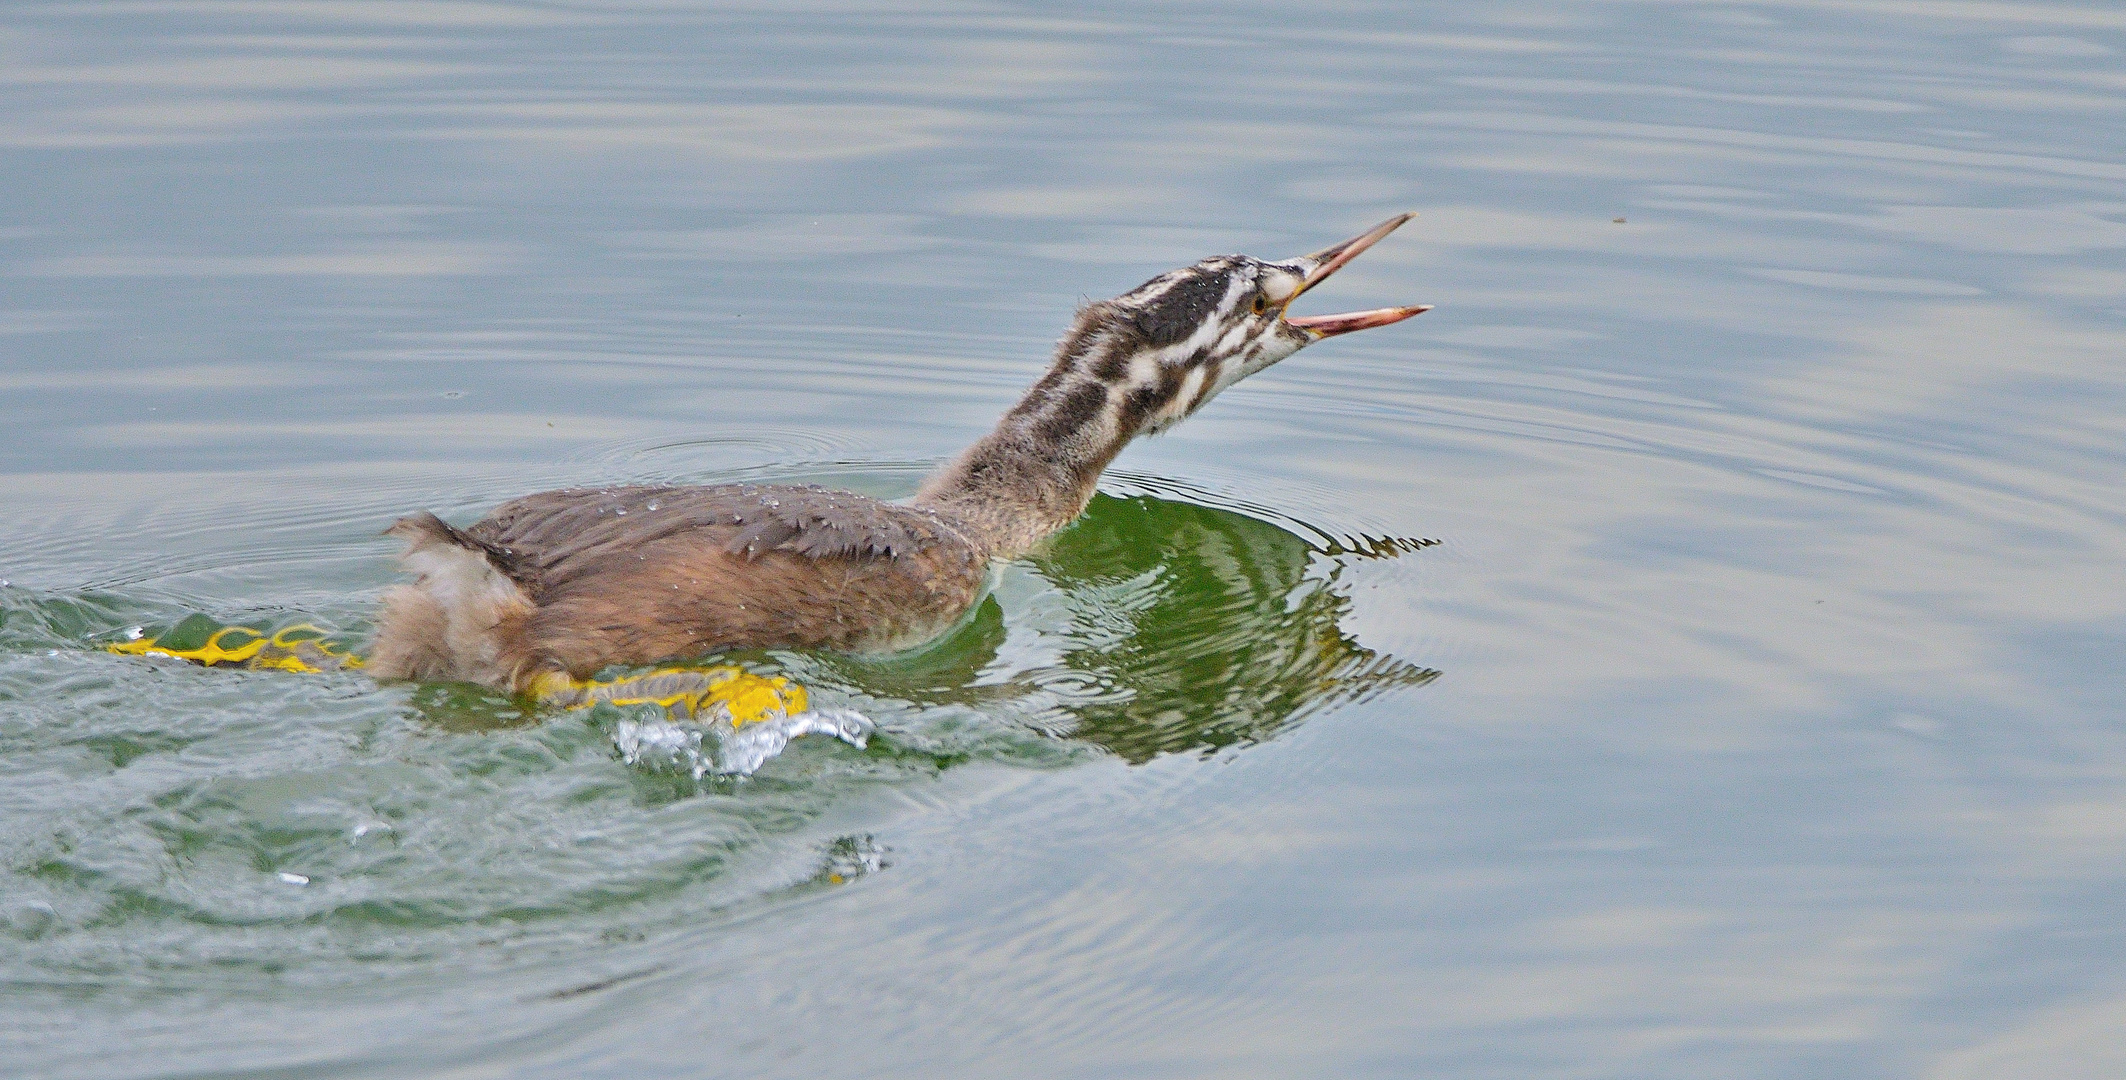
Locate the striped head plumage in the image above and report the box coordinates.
[1009,213,1431,448]
[914,214,1430,552]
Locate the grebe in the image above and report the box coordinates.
[369,214,1429,693]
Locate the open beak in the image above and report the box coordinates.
[1281,212,1431,339]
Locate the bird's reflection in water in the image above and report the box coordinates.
[808,493,1440,764]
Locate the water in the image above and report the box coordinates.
[3,2,2123,1076]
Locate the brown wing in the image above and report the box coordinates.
[452,484,985,676]
[466,483,977,598]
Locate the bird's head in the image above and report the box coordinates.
[917,214,1429,550]
[1043,212,1430,440]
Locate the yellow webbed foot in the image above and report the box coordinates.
[108,616,366,674]
[527,665,808,726]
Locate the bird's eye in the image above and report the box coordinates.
[1251,295,1267,316]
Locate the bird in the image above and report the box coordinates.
[368,213,1430,695]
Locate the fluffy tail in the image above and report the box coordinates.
[368,512,533,687]
[383,511,528,580]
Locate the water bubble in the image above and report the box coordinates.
[2,901,56,939]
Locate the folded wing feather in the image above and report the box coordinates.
[462,484,971,597]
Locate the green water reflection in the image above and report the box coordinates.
[1034,494,1437,762]
[804,492,1438,764]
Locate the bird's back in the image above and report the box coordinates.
[369,483,991,689]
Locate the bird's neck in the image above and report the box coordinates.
[914,329,1138,559]
[912,412,1125,560]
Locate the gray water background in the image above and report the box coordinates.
[3,2,2124,1077]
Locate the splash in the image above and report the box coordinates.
[104,614,869,775]
[538,664,874,776]
[613,708,874,779]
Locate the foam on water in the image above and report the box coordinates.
[612,707,875,778]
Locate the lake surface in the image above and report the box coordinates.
[3,2,2123,1076]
